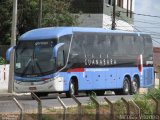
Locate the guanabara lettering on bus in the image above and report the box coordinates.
[6,27,154,97]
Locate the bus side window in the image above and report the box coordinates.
[57,50,65,69]
[59,35,71,63]
[106,35,111,55]
[138,36,145,54]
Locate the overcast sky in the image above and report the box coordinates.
[134,0,160,47]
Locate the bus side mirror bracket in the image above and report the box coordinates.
[6,46,16,61]
[53,43,64,58]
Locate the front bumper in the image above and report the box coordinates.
[14,77,64,93]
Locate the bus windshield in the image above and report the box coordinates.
[15,40,57,77]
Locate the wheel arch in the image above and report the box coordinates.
[133,74,140,88]
[70,76,79,90]
[124,74,132,89]
[124,74,131,84]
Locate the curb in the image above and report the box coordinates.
[0,93,31,99]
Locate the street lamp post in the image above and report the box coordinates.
[112,0,116,30]
[38,0,42,27]
[8,0,18,93]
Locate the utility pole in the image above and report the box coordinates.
[8,0,18,93]
[38,0,42,27]
[111,0,116,30]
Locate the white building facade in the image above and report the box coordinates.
[71,0,135,31]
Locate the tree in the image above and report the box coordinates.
[18,0,79,35]
[42,0,79,27]
[17,0,39,35]
[0,0,12,45]
[0,0,78,45]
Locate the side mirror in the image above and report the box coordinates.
[6,46,16,61]
[53,43,64,58]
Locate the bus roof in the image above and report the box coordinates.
[19,27,147,41]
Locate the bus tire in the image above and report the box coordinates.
[66,80,77,98]
[122,77,130,95]
[131,77,139,94]
[114,77,130,95]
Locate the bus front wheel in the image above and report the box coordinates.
[66,80,77,98]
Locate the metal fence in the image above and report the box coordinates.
[0,93,160,120]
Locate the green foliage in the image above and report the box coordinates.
[42,115,51,120]
[87,91,97,109]
[133,94,154,115]
[0,0,12,45]
[42,0,79,27]
[144,88,160,100]
[0,57,6,65]
[114,100,126,115]
[17,0,39,35]
[0,0,79,45]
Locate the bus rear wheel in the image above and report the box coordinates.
[115,77,131,95]
[122,77,131,95]
[131,77,139,94]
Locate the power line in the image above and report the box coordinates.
[153,40,160,45]
[120,11,160,19]
[118,16,160,45]
[152,37,160,40]
[118,15,141,31]
[134,20,160,26]
[134,13,160,19]
[119,15,160,34]
[135,18,160,24]
[132,26,160,29]
[133,27,160,36]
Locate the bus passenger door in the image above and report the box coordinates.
[106,69,117,89]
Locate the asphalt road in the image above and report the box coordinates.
[0,93,134,113]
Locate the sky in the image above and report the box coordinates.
[134,0,160,47]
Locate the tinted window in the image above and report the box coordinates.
[68,32,153,68]
[15,40,57,77]
[59,35,72,63]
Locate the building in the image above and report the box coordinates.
[153,47,160,88]
[153,47,160,71]
[71,0,135,31]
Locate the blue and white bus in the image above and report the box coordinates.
[7,27,154,97]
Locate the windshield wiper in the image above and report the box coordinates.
[35,60,44,76]
[21,58,31,77]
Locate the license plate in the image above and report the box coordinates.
[29,87,37,91]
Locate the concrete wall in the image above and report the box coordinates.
[123,0,135,11]
[104,0,135,11]
[103,14,134,31]
[76,13,134,31]
[76,14,103,28]
[0,65,9,93]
